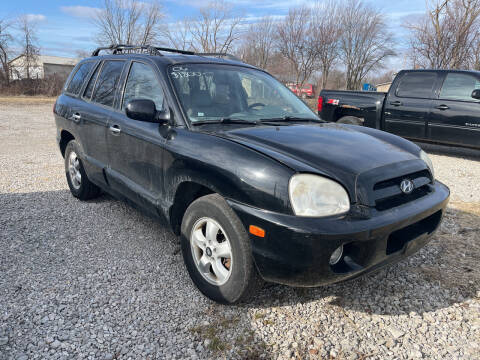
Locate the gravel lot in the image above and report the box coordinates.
[1,99,479,360]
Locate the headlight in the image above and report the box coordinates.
[289,174,350,217]
[420,150,434,179]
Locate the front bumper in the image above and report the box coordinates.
[227,181,450,287]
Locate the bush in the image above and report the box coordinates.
[0,75,67,97]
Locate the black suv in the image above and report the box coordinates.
[55,45,450,304]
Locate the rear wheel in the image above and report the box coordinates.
[64,140,101,200]
[337,116,363,125]
[180,194,261,304]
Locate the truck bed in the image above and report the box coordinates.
[319,90,387,128]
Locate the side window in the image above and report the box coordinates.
[122,62,164,110]
[439,73,480,101]
[91,60,125,107]
[66,62,94,95]
[83,62,101,100]
[396,72,437,99]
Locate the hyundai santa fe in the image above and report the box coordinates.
[54,45,450,304]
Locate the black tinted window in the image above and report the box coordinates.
[91,61,125,107]
[66,62,94,95]
[396,72,437,98]
[122,62,164,110]
[440,73,480,101]
[83,63,101,100]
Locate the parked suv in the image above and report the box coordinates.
[55,45,449,304]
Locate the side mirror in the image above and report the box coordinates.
[126,99,170,123]
[471,89,480,100]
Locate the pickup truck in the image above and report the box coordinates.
[318,69,480,149]
[288,83,316,98]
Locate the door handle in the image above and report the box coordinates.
[71,113,81,123]
[390,101,403,106]
[109,125,121,135]
[435,104,450,111]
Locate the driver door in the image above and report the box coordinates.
[106,60,167,213]
[383,71,437,140]
[428,72,480,148]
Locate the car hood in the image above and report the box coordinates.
[217,123,426,205]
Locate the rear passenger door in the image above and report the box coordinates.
[383,72,438,140]
[428,72,480,148]
[106,60,167,213]
[80,60,127,186]
[61,60,96,143]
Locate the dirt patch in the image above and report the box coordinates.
[0,96,56,105]
[417,201,480,298]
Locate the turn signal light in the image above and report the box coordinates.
[249,225,265,238]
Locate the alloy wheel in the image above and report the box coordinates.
[190,217,233,286]
[68,151,82,190]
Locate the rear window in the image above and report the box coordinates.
[396,72,437,99]
[83,63,101,100]
[91,60,125,107]
[66,62,94,95]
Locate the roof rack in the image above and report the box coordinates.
[91,44,241,62]
[91,44,195,57]
[196,53,242,62]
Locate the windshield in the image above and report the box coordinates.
[168,64,319,124]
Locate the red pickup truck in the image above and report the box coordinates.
[287,83,316,98]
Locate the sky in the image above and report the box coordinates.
[0,0,426,68]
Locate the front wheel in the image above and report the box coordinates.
[180,194,261,304]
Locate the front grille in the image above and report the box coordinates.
[373,169,432,211]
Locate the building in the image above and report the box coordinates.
[9,55,78,80]
[376,82,392,92]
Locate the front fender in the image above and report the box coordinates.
[162,129,295,215]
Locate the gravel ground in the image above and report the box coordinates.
[0,99,479,360]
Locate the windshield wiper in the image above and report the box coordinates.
[259,116,323,123]
[191,118,258,126]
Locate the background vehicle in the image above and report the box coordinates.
[318,70,480,149]
[55,45,449,305]
[287,83,316,98]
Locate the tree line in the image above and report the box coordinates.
[1,0,480,94]
[0,15,41,86]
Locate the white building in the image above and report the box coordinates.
[9,55,78,80]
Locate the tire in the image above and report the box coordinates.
[337,116,363,125]
[180,194,261,304]
[64,140,101,200]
